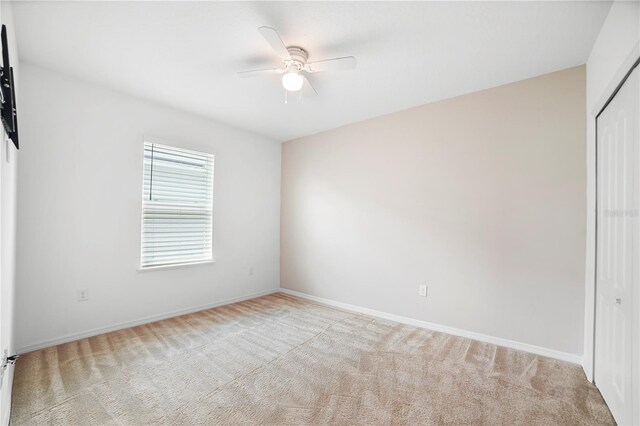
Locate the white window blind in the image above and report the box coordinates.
[141,142,214,268]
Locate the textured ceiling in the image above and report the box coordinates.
[12,1,611,141]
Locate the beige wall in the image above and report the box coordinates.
[281,66,586,356]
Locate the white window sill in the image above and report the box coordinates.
[137,260,215,272]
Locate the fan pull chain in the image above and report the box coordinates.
[284,88,288,104]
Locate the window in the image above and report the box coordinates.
[141,141,214,268]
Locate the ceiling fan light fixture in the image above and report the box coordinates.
[238,26,357,99]
[282,70,304,92]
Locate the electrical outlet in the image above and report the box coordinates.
[419,285,428,297]
[77,288,89,302]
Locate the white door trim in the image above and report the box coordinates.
[591,44,640,117]
[583,55,640,424]
[586,43,640,383]
[593,64,639,424]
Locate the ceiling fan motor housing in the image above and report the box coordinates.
[286,47,309,70]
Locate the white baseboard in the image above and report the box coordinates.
[280,288,582,365]
[17,288,280,354]
[583,359,594,383]
[17,286,582,366]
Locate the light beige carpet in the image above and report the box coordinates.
[11,293,614,425]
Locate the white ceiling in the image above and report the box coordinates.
[12,1,611,142]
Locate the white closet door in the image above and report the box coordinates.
[595,65,638,426]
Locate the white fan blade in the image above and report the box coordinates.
[258,26,291,60]
[307,56,357,73]
[302,75,318,97]
[237,68,282,78]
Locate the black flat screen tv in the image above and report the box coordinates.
[1,24,18,149]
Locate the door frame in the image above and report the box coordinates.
[591,54,640,424]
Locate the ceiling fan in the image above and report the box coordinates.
[238,26,357,100]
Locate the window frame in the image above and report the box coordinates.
[138,138,215,270]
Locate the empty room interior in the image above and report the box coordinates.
[0,0,639,424]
